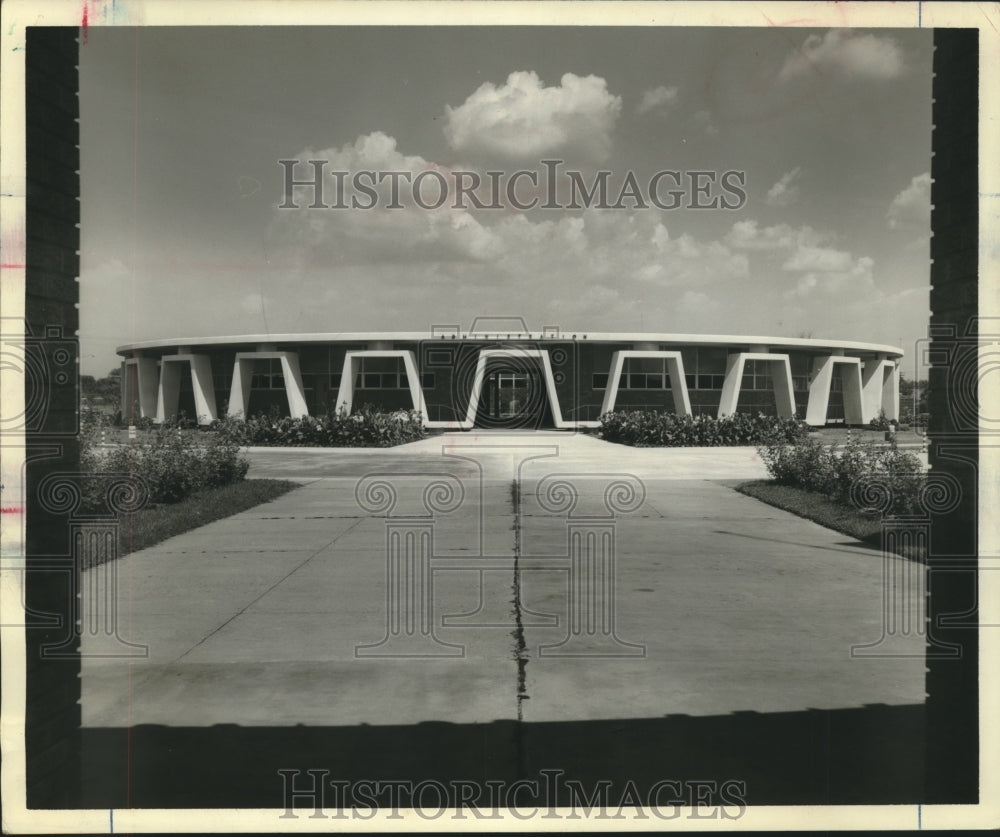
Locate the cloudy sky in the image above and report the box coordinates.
[79,26,932,377]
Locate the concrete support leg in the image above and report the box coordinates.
[719,353,794,420]
[154,361,181,424]
[600,351,691,418]
[227,357,254,419]
[279,353,309,419]
[189,355,218,425]
[717,353,745,418]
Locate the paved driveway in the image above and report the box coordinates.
[82,432,924,728]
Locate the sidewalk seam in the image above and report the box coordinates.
[172,516,368,662]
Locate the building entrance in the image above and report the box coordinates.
[476,366,553,428]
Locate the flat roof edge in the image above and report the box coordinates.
[116,332,904,357]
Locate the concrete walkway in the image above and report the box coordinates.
[82,432,925,730]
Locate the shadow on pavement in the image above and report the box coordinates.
[78,702,928,809]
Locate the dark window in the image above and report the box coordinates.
[685,374,696,390]
[400,373,409,388]
[250,359,286,390]
[364,373,381,389]
[380,373,397,389]
[330,373,342,389]
[712,375,725,389]
[697,374,714,390]
[593,373,608,389]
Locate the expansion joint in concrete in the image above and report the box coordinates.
[509,478,529,726]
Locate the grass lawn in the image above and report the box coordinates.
[84,479,299,567]
[736,480,925,562]
[808,426,927,447]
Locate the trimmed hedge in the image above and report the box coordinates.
[213,404,426,447]
[598,411,808,447]
[757,435,925,516]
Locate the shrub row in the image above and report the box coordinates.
[212,404,427,447]
[757,435,925,516]
[81,423,249,511]
[598,411,809,447]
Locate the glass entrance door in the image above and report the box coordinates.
[484,370,537,421]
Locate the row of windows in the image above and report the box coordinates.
[242,359,437,391]
[331,372,436,390]
[252,372,438,391]
[250,346,811,379]
[592,373,814,392]
[249,369,823,394]
[213,358,831,395]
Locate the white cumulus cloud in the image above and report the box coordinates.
[778,30,904,83]
[270,132,504,266]
[782,246,854,273]
[725,220,827,251]
[724,219,875,300]
[785,256,876,299]
[887,172,931,230]
[636,85,679,115]
[443,71,622,163]
[765,167,802,207]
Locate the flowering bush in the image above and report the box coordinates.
[757,434,925,515]
[868,409,898,431]
[84,426,249,509]
[598,411,808,447]
[213,404,426,447]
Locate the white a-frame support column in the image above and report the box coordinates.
[335,348,590,430]
[805,356,865,426]
[425,347,587,430]
[335,350,427,418]
[228,351,309,419]
[154,354,218,426]
[862,359,900,423]
[122,357,158,421]
[600,351,692,417]
[717,353,796,420]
